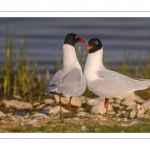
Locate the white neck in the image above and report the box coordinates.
[83,47,105,81]
[62,44,81,70]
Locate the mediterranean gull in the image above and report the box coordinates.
[83,38,150,112]
[46,33,86,113]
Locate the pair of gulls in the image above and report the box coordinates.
[46,33,150,113]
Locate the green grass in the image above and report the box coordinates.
[0,27,150,102]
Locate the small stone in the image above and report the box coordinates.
[36,104,46,109]
[128,106,137,119]
[40,109,50,115]
[90,102,113,115]
[111,103,120,109]
[13,111,27,117]
[142,100,150,111]
[119,105,126,110]
[0,111,5,118]
[109,99,115,104]
[108,111,116,115]
[76,107,85,112]
[27,119,38,124]
[122,92,138,101]
[32,113,50,119]
[136,104,145,118]
[42,99,55,105]
[32,102,40,107]
[121,99,137,107]
[1,99,32,110]
[128,104,145,119]
[85,98,99,106]
[77,112,89,117]
[114,98,123,104]
[1,115,15,122]
[134,97,145,104]
[53,106,70,114]
[81,125,88,132]
[54,95,82,108]
[126,105,136,111]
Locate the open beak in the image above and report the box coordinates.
[78,39,86,43]
[86,45,93,51]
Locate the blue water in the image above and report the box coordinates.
[0,17,150,71]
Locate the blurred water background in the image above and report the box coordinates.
[0,17,150,75]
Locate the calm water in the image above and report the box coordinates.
[0,17,150,71]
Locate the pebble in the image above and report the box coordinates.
[32,102,40,107]
[108,111,116,115]
[85,98,99,106]
[53,106,70,114]
[126,105,136,111]
[1,99,32,110]
[121,99,137,107]
[42,98,55,105]
[142,100,150,111]
[32,113,50,119]
[76,107,85,112]
[81,125,88,132]
[36,104,46,109]
[77,112,89,117]
[128,104,145,119]
[0,111,5,118]
[13,111,27,117]
[54,95,82,107]
[111,103,120,109]
[114,98,123,104]
[40,109,52,115]
[90,102,113,114]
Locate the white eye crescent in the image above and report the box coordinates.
[75,36,78,39]
[95,41,98,45]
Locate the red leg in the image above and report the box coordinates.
[104,98,109,112]
[59,96,62,114]
[68,97,72,112]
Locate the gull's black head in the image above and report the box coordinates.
[64,33,86,46]
[86,38,103,53]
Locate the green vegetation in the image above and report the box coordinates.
[0,28,150,102]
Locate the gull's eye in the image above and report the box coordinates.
[95,41,98,45]
[75,36,78,39]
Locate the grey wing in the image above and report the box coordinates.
[89,70,149,98]
[47,68,86,97]
[57,68,86,97]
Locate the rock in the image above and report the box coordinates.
[32,102,40,107]
[90,102,113,115]
[1,115,15,122]
[119,105,126,110]
[40,109,50,115]
[81,125,88,132]
[128,106,137,119]
[109,99,115,104]
[54,95,82,108]
[108,111,116,115]
[36,104,46,109]
[126,105,136,111]
[142,100,150,111]
[111,103,120,109]
[121,99,137,107]
[42,98,55,105]
[121,92,138,101]
[53,106,70,114]
[77,112,89,117]
[1,99,32,110]
[0,111,5,118]
[13,111,27,117]
[32,113,50,119]
[27,119,38,124]
[85,98,99,106]
[134,97,145,104]
[114,98,123,104]
[128,104,145,119]
[44,106,53,109]
[136,104,145,118]
[76,107,85,112]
